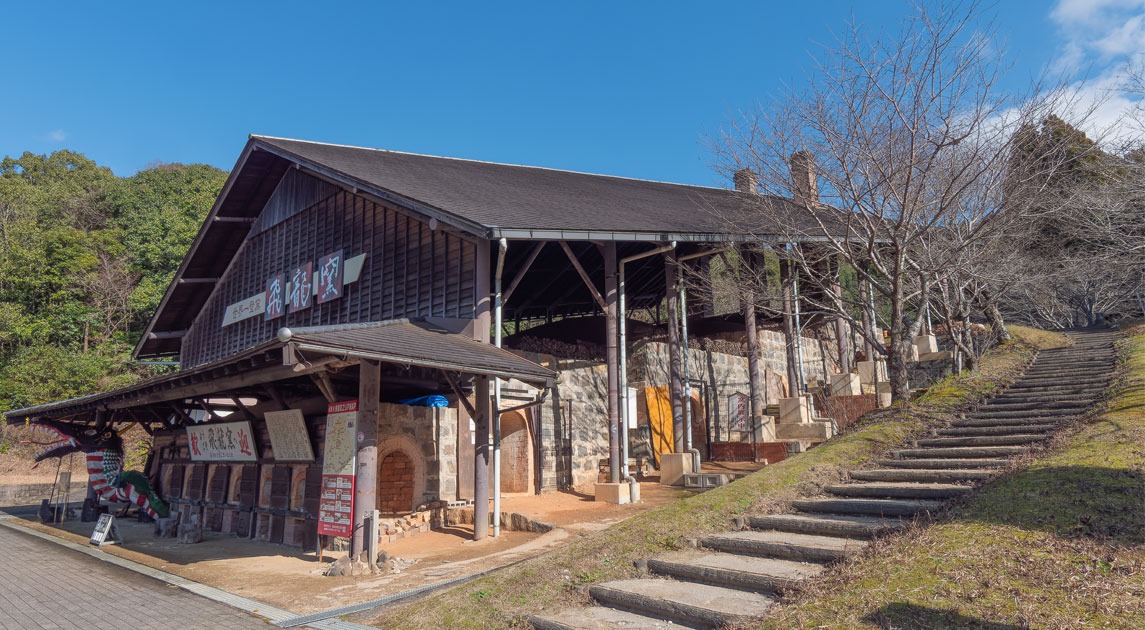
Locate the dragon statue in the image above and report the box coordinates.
[31,420,169,520]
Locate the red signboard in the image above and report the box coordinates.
[316,474,355,537]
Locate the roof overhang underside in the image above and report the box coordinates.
[9,321,555,425]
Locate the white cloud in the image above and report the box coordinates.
[1043,1,1145,146]
[47,129,67,142]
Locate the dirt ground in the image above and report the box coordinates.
[3,478,711,616]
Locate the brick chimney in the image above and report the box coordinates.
[789,151,818,206]
[733,168,759,194]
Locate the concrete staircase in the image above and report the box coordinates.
[529,330,1118,629]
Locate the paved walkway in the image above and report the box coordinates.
[0,523,269,630]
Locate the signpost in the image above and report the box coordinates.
[728,392,749,433]
[317,401,358,539]
[186,421,257,461]
[89,513,122,546]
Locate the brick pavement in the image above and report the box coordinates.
[0,525,269,629]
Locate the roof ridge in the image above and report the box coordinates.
[251,134,736,193]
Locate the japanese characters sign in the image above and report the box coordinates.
[728,392,750,433]
[318,400,358,537]
[263,409,315,461]
[186,421,257,461]
[265,273,285,320]
[317,249,343,304]
[288,261,313,313]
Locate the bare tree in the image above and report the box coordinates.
[713,1,1074,401]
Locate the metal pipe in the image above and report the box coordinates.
[679,279,701,473]
[619,242,675,502]
[787,244,806,392]
[493,238,506,537]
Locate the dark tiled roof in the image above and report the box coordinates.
[282,321,556,384]
[255,136,798,237]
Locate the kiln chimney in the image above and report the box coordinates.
[733,168,759,194]
[789,151,818,206]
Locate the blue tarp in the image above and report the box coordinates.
[398,395,449,408]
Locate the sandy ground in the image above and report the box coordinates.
[2,443,766,617]
[2,479,710,616]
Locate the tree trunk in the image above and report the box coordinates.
[978,291,1011,342]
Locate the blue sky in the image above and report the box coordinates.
[2,1,1141,186]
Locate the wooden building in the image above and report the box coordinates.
[7,136,850,553]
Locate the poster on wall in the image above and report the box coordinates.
[317,400,358,537]
[186,421,257,461]
[264,409,315,461]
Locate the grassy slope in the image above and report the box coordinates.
[362,327,1058,629]
[757,324,1145,629]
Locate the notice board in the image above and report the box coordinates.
[317,400,357,537]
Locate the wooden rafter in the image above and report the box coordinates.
[559,241,607,312]
[503,241,547,304]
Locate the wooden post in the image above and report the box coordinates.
[830,256,852,373]
[742,250,773,441]
[603,242,621,483]
[353,359,380,558]
[664,250,684,452]
[473,375,491,540]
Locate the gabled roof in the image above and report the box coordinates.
[10,320,556,424]
[253,135,799,239]
[134,135,823,360]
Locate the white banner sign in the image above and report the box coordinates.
[187,421,257,461]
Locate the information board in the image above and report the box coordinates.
[89,513,122,546]
[318,400,358,537]
[264,409,315,461]
[186,421,257,461]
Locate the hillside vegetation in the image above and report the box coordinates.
[0,151,226,424]
[360,326,1068,629]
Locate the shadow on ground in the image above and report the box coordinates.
[966,465,1145,544]
[863,603,1027,629]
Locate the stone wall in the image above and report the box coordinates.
[515,328,828,492]
[376,402,458,506]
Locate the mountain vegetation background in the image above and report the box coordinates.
[0,150,227,419]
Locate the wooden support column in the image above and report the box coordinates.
[860,274,876,359]
[742,250,774,441]
[352,359,380,557]
[664,250,685,452]
[473,375,491,540]
[779,256,800,396]
[602,242,621,483]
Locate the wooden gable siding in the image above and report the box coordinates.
[251,168,340,236]
[180,184,480,367]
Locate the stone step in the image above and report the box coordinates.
[874,457,1009,469]
[1001,385,1105,396]
[701,530,867,563]
[949,417,1059,428]
[977,400,1092,411]
[1021,369,1111,379]
[937,424,1058,436]
[914,434,1050,448]
[790,498,944,518]
[746,513,907,539]
[891,446,1028,458]
[647,551,824,593]
[850,468,996,482]
[825,482,971,500]
[988,394,1099,405]
[1008,377,1109,389]
[966,407,1084,420]
[589,578,776,629]
[530,607,677,630]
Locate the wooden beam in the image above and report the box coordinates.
[178,278,219,285]
[443,371,477,417]
[309,372,339,404]
[147,330,187,340]
[105,357,342,410]
[213,216,256,224]
[229,396,258,422]
[502,241,547,304]
[559,241,607,312]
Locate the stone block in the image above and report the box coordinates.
[857,360,888,385]
[829,373,862,397]
[775,420,833,441]
[594,482,639,504]
[914,335,939,354]
[877,392,893,408]
[918,350,953,363]
[778,396,813,424]
[659,453,694,486]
